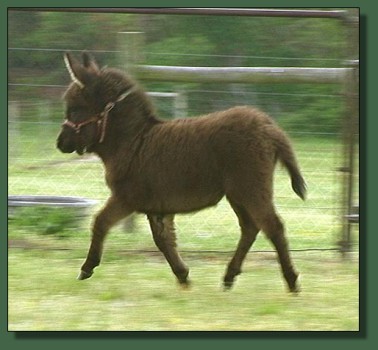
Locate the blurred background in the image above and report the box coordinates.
[8,8,358,249]
[8,8,359,331]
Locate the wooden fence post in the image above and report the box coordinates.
[117,31,144,73]
[174,88,187,119]
[38,100,51,155]
[118,31,144,233]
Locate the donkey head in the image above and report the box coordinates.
[57,52,135,155]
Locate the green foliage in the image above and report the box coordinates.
[8,11,135,55]
[9,206,84,238]
[275,84,344,133]
[280,94,344,133]
[8,10,351,133]
[146,36,216,66]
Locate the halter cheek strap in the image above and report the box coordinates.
[62,86,137,144]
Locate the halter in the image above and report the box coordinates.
[62,86,137,143]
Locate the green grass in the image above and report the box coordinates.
[8,249,358,331]
[8,118,359,331]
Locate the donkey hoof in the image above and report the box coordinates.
[289,284,301,294]
[178,279,191,290]
[288,274,301,294]
[77,270,93,280]
[223,281,234,291]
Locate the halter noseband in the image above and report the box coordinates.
[62,87,136,144]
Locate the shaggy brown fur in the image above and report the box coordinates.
[57,52,306,292]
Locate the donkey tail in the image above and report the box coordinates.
[275,131,307,201]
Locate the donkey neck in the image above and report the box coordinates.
[94,114,161,170]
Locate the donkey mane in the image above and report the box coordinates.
[57,52,306,292]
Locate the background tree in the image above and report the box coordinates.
[8,10,349,133]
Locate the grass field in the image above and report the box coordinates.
[8,249,358,331]
[8,114,359,331]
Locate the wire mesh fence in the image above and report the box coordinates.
[8,10,359,254]
[7,73,352,253]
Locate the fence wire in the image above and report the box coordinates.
[8,17,359,253]
[8,84,353,253]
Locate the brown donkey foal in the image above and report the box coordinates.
[57,52,306,292]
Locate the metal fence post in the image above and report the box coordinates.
[339,13,359,254]
[8,101,20,162]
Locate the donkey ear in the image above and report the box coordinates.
[64,52,85,89]
[82,51,100,73]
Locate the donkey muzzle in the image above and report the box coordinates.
[56,133,76,154]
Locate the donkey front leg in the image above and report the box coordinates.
[147,214,190,287]
[78,196,132,280]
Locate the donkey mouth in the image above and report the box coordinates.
[56,143,86,155]
[57,141,87,156]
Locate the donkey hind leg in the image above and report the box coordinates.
[224,201,260,290]
[260,210,300,293]
[147,214,190,287]
[78,197,132,280]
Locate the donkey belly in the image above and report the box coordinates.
[127,178,224,215]
[161,189,224,214]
